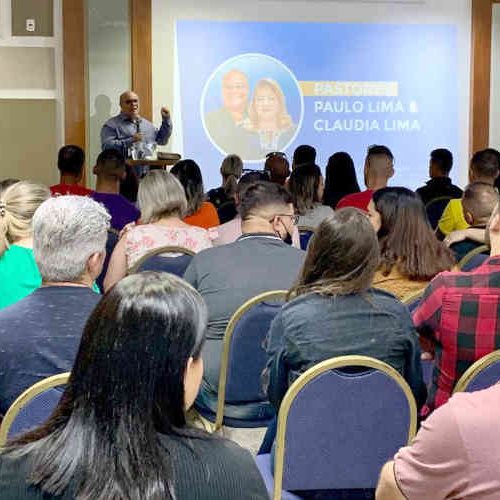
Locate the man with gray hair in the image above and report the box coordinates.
[0,195,110,414]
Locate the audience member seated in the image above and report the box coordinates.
[0,195,108,413]
[212,171,269,246]
[213,172,302,249]
[0,273,268,499]
[207,154,242,224]
[337,144,394,212]
[50,145,92,196]
[264,208,426,421]
[416,148,462,205]
[414,199,500,417]
[104,171,212,290]
[184,181,304,417]
[292,144,316,170]
[0,181,50,309]
[448,182,498,261]
[264,152,290,185]
[91,149,140,231]
[368,187,456,299]
[171,159,220,229]
[485,147,500,191]
[376,382,500,499]
[288,163,333,228]
[437,149,499,238]
[0,178,19,193]
[322,151,361,209]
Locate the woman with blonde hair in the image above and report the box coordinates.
[245,79,296,159]
[0,180,50,309]
[104,170,213,290]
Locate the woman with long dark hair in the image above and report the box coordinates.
[171,159,220,229]
[322,152,360,209]
[288,163,333,228]
[0,273,268,499]
[368,187,456,299]
[264,209,426,414]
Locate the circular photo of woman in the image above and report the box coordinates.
[202,53,304,162]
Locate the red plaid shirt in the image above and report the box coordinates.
[413,256,500,416]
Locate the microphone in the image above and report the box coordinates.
[134,118,141,134]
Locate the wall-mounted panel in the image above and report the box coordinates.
[12,0,54,37]
[0,47,55,89]
[0,99,58,186]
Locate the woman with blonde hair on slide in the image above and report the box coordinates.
[244,78,297,160]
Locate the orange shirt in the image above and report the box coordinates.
[184,201,220,229]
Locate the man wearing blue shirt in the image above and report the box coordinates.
[100,90,172,156]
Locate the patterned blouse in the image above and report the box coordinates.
[125,224,214,268]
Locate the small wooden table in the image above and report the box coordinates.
[126,157,181,170]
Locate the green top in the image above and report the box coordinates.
[0,245,41,310]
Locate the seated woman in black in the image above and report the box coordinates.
[264,208,426,413]
[0,272,268,500]
[207,154,243,224]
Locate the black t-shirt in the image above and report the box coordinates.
[0,433,269,499]
[206,187,237,224]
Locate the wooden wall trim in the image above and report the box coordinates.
[470,0,493,153]
[131,0,152,121]
[62,0,86,150]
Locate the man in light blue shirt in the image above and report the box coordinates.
[100,90,172,156]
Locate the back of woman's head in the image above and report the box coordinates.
[373,187,455,279]
[220,154,243,197]
[323,152,360,208]
[138,170,188,223]
[171,159,205,215]
[288,163,322,215]
[7,272,207,499]
[290,208,379,298]
[0,181,50,257]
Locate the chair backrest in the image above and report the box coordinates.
[297,226,315,251]
[215,290,288,429]
[273,356,417,497]
[458,244,489,271]
[453,350,500,393]
[128,245,195,276]
[425,196,453,230]
[0,373,70,446]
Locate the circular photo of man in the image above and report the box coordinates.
[202,53,304,162]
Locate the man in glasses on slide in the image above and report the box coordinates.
[100,90,172,158]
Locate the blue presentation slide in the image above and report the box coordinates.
[176,20,458,190]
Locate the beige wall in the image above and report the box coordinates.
[0,0,63,186]
[0,100,58,185]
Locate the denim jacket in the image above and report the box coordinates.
[265,289,427,411]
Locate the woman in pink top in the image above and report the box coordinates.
[104,171,213,291]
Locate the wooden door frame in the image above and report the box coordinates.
[63,0,152,186]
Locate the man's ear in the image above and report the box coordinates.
[464,209,474,226]
[87,251,105,280]
[93,165,98,175]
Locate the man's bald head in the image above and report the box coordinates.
[222,70,249,114]
[462,182,500,227]
[119,90,140,118]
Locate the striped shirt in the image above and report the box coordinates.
[413,256,500,416]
